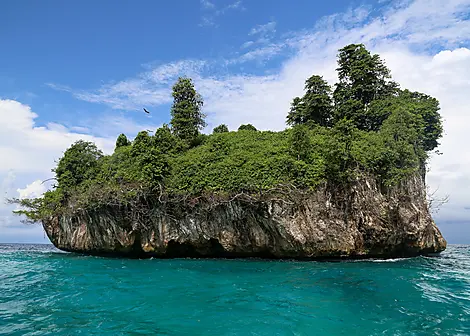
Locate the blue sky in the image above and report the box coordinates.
[1,0,470,244]
[1,0,362,131]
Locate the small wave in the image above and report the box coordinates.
[370,257,409,263]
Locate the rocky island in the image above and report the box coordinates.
[13,44,447,258]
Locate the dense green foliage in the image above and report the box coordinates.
[13,44,443,223]
[213,124,229,134]
[54,140,104,191]
[238,124,258,131]
[115,133,131,149]
[287,75,333,127]
[170,77,206,143]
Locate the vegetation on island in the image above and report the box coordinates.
[12,44,443,223]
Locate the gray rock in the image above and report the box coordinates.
[43,174,446,259]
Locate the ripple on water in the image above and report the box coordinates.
[0,244,469,335]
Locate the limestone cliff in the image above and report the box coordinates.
[42,174,446,259]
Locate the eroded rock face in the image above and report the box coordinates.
[42,175,446,259]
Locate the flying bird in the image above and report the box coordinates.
[143,108,150,114]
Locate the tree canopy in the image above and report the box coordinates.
[115,133,131,149]
[287,75,333,127]
[12,44,443,224]
[170,77,206,143]
[213,124,229,134]
[238,124,257,131]
[54,140,103,190]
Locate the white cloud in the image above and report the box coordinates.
[237,21,279,61]
[216,0,244,14]
[0,171,16,199]
[199,0,245,27]
[39,0,470,240]
[199,16,217,27]
[241,40,254,49]
[17,180,47,200]
[249,21,277,36]
[0,98,164,242]
[0,99,114,174]
[48,60,205,111]
[200,0,215,10]
[236,44,286,64]
[0,99,119,240]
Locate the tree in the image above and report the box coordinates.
[370,90,443,152]
[289,125,311,160]
[379,107,420,184]
[130,131,169,187]
[154,124,180,154]
[333,44,399,129]
[131,131,153,157]
[286,97,306,126]
[170,77,206,143]
[213,124,229,134]
[137,147,169,188]
[325,119,357,182]
[238,124,257,131]
[115,133,131,150]
[287,75,333,127]
[54,140,103,190]
[398,90,442,152]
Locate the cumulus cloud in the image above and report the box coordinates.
[21,0,470,240]
[0,99,117,241]
[0,171,16,199]
[0,100,114,174]
[17,180,47,200]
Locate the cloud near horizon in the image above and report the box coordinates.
[2,0,470,242]
[0,99,161,241]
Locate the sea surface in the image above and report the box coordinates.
[0,244,469,336]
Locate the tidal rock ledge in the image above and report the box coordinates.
[43,175,446,259]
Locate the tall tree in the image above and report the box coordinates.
[370,89,443,152]
[287,97,306,126]
[333,44,399,129]
[398,90,442,152]
[287,75,333,127]
[131,131,153,157]
[115,133,131,150]
[170,77,206,143]
[154,124,180,154]
[130,131,169,187]
[289,124,311,160]
[379,106,420,183]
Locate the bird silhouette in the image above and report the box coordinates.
[143,108,150,114]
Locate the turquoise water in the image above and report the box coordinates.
[0,244,469,335]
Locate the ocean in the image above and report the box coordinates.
[0,244,469,335]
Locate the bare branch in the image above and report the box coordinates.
[426,185,449,214]
[41,177,58,185]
